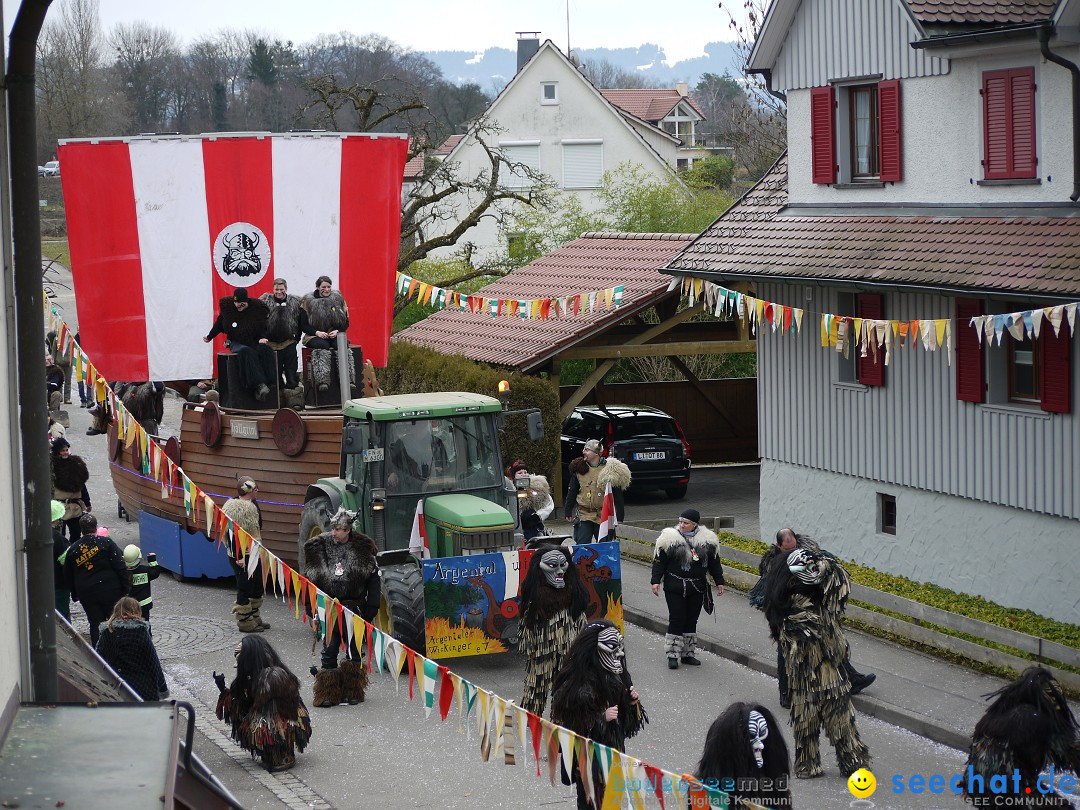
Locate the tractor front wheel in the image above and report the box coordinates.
[297,496,334,572]
[378,561,426,653]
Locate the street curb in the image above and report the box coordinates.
[620,568,970,752]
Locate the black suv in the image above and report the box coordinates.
[561,405,691,499]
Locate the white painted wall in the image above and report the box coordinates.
[760,460,1080,623]
[787,43,1080,205]
[426,44,677,262]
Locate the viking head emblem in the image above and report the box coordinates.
[221,231,262,277]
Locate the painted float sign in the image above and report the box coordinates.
[421,542,623,659]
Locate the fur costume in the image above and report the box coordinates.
[691,702,793,810]
[303,529,380,705]
[651,524,725,665]
[551,620,647,809]
[520,474,554,541]
[963,666,1080,807]
[119,382,165,435]
[518,545,588,716]
[222,497,261,538]
[763,549,870,778]
[222,496,266,631]
[307,347,355,393]
[259,292,303,349]
[215,636,312,772]
[52,452,90,521]
[302,290,349,336]
[564,456,631,524]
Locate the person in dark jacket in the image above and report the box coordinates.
[63,513,128,646]
[301,275,352,392]
[95,597,166,701]
[650,508,725,669]
[203,286,277,401]
[123,544,159,623]
[51,437,91,542]
[302,508,381,708]
[259,278,303,390]
[51,499,72,620]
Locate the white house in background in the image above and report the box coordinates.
[423,38,685,262]
[599,86,710,169]
[663,0,1080,622]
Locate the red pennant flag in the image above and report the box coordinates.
[644,764,667,809]
[437,666,455,721]
[406,649,416,700]
[365,621,374,672]
[528,712,543,777]
[540,299,551,319]
[597,481,618,542]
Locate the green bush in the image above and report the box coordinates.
[381,342,562,478]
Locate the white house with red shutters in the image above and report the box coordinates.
[661,0,1080,622]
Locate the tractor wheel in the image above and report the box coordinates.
[297,496,333,572]
[378,561,426,653]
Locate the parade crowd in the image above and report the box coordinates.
[46,313,1079,805]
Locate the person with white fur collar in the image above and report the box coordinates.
[650,508,725,669]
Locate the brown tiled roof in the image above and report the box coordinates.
[403,135,464,180]
[906,0,1058,25]
[600,89,706,122]
[665,153,1080,297]
[394,232,696,369]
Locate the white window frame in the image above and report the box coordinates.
[499,140,541,189]
[540,82,559,105]
[561,139,604,190]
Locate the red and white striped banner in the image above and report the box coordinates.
[58,132,408,380]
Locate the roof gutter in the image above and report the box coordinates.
[751,68,787,104]
[1038,25,1080,202]
[911,20,1050,49]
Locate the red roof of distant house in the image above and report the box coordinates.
[600,89,705,123]
[906,0,1057,25]
[394,232,695,369]
[403,135,465,180]
[664,153,1080,298]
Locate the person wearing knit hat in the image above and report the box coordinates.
[649,507,725,669]
[203,286,277,403]
[51,500,73,620]
[221,476,269,632]
[563,438,631,543]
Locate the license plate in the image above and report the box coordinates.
[634,451,665,461]
[362,447,385,462]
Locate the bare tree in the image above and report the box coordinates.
[720,0,787,178]
[109,21,181,133]
[36,0,124,154]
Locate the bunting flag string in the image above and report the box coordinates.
[45,295,767,810]
[671,274,1079,369]
[395,271,627,321]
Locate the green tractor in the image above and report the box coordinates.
[298,390,544,653]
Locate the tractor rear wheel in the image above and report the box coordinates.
[297,496,333,572]
[378,561,426,653]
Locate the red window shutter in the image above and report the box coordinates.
[857,293,885,387]
[956,298,985,403]
[983,67,1036,180]
[1040,323,1072,414]
[810,86,836,184]
[877,79,902,182]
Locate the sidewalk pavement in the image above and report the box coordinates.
[618,537,1035,752]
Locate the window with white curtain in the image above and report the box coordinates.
[562,140,603,189]
[499,141,541,189]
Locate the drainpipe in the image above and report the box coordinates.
[1038,26,1080,202]
[8,0,57,703]
[757,69,788,104]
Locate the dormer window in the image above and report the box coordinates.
[541,82,558,105]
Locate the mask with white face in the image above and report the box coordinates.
[596,626,624,674]
[538,549,569,589]
[748,710,768,767]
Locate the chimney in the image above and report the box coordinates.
[516,31,540,72]
[675,81,689,97]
